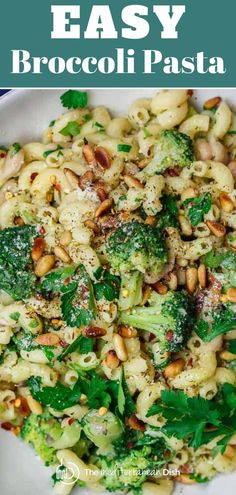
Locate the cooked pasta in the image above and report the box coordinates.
[0,89,236,495]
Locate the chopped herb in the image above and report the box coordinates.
[58,335,94,362]
[143,127,152,138]
[43,145,63,159]
[227,340,236,354]
[93,267,120,302]
[60,90,88,110]
[10,143,21,156]
[14,333,55,362]
[80,374,113,409]
[183,193,212,226]
[49,120,55,128]
[157,195,179,230]
[83,113,92,122]
[117,367,135,417]
[60,121,81,137]
[117,144,132,153]
[190,474,209,483]
[227,130,236,135]
[10,312,20,321]
[204,249,236,270]
[28,376,81,411]
[93,121,105,131]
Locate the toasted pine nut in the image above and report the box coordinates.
[83,144,95,164]
[224,445,235,459]
[164,358,185,379]
[64,168,80,188]
[219,192,234,213]
[220,350,236,362]
[35,332,60,346]
[32,237,45,262]
[83,326,107,338]
[79,170,94,190]
[60,230,72,246]
[26,395,43,415]
[141,285,152,305]
[14,398,21,408]
[206,220,226,237]
[14,216,25,226]
[95,186,107,202]
[203,96,221,110]
[179,215,192,236]
[186,267,198,294]
[51,318,63,327]
[95,146,111,169]
[145,216,157,227]
[226,287,236,303]
[98,407,108,416]
[105,350,120,369]
[95,199,112,218]
[113,334,128,361]
[138,158,150,169]
[127,414,145,432]
[123,175,144,189]
[168,273,178,291]
[152,282,168,295]
[35,255,55,277]
[181,187,196,202]
[84,219,100,233]
[46,192,53,202]
[176,475,196,484]
[198,264,207,289]
[118,326,137,338]
[194,139,213,161]
[54,245,71,263]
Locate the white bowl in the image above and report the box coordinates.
[0,88,236,495]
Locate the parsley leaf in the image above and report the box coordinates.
[0,225,37,300]
[80,375,112,409]
[60,90,88,109]
[10,142,21,156]
[41,265,78,293]
[227,340,236,354]
[157,195,179,230]
[204,249,225,268]
[58,335,94,362]
[195,307,236,342]
[93,267,120,301]
[118,367,135,417]
[60,121,81,137]
[28,376,81,410]
[43,145,63,159]
[183,193,212,226]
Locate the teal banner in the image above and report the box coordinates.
[0,0,235,87]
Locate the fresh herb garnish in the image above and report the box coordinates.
[10,143,21,156]
[60,90,88,109]
[117,144,132,153]
[158,195,179,230]
[227,340,236,354]
[43,145,63,159]
[93,267,120,301]
[195,307,236,342]
[58,335,94,362]
[49,120,55,128]
[60,121,81,137]
[14,333,55,362]
[227,130,236,135]
[183,193,212,226]
[118,367,135,417]
[28,376,81,411]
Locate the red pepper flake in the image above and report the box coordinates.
[166,166,181,177]
[39,226,46,235]
[0,152,6,158]
[63,277,70,285]
[166,330,174,341]
[127,442,134,449]
[1,422,13,431]
[188,90,194,97]
[59,339,68,348]
[30,172,38,182]
[68,418,75,425]
[54,183,61,192]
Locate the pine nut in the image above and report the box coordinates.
[152,282,168,295]
[219,192,234,213]
[226,287,236,303]
[82,326,107,338]
[64,168,80,188]
[181,187,196,202]
[203,96,221,110]
[176,475,196,484]
[95,146,111,169]
[145,216,157,227]
[206,220,226,237]
[141,285,152,305]
[60,230,72,246]
[14,216,25,226]
[26,395,43,415]
[98,407,108,416]
[164,358,185,379]
[118,326,137,338]
[220,350,236,362]
[35,332,60,346]
[84,219,100,233]
[83,144,95,164]
[95,186,107,202]
[224,445,235,459]
[123,175,144,189]
[32,237,45,262]
[35,255,55,277]
[54,245,71,263]
[179,215,192,236]
[198,264,207,289]
[105,350,120,369]
[127,414,145,432]
[168,273,178,291]
[95,199,113,218]
[79,170,94,190]
[186,267,198,294]
[14,398,21,408]
[113,334,128,361]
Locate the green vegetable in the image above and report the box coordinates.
[82,409,123,452]
[60,90,88,109]
[21,411,62,465]
[183,193,212,226]
[43,145,63,159]
[80,374,113,409]
[227,340,236,354]
[147,386,236,450]
[0,225,37,300]
[118,271,143,311]
[118,367,135,417]
[10,142,21,156]
[157,195,179,230]
[107,221,167,278]
[195,306,236,342]
[28,376,81,411]
[93,267,120,302]
[58,334,94,361]
[120,290,193,353]
[49,120,55,127]
[60,121,81,136]
[138,130,194,178]
[117,144,132,152]
[13,332,55,362]
[227,130,236,135]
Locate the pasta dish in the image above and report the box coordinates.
[0,89,236,495]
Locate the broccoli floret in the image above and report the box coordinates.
[119,290,194,352]
[99,447,150,493]
[139,130,194,179]
[21,411,62,466]
[106,221,167,278]
[118,271,143,311]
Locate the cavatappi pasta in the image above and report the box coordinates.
[0,89,236,495]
